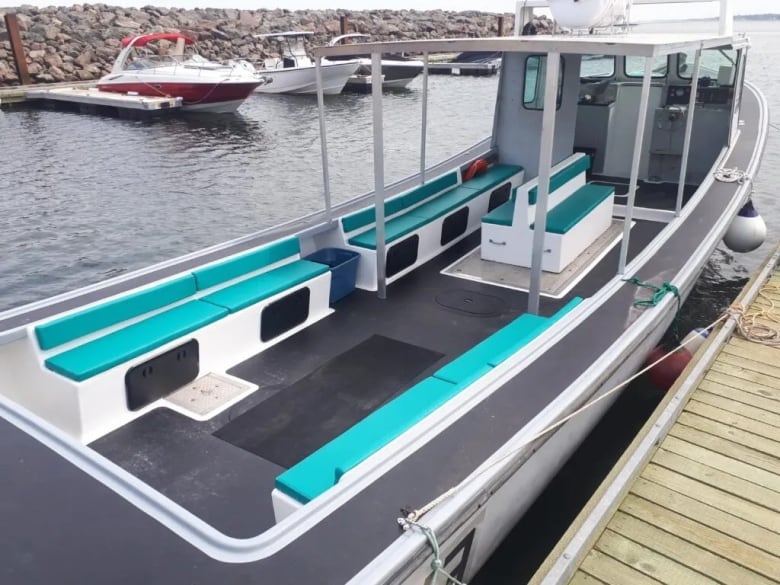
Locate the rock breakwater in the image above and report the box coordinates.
[0,4,517,85]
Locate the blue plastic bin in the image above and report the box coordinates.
[304,248,360,304]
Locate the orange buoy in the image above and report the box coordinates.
[463,158,489,182]
[646,346,692,391]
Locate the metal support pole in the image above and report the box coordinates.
[372,52,387,300]
[420,52,429,184]
[4,14,31,86]
[528,52,560,316]
[675,48,702,216]
[315,57,332,219]
[719,0,733,36]
[514,4,534,36]
[617,57,654,275]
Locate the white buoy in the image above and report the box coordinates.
[723,200,767,253]
[681,328,710,356]
[548,0,629,29]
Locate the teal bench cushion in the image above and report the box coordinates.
[201,260,328,313]
[408,184,483,221]
[341,172,459,233]
[528,155,591,205]
[193,238,300,291]
[461,164,523,192]
[347,213,428,250]
[44,300,228,382]
[434,314,549,384]
[533,184,614,235]
[35,275,197,351]
[482,198,516,226]
[275,376,460,503]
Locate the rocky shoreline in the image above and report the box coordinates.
[0,4,518,85]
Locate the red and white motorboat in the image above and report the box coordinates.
[97,32,269,113]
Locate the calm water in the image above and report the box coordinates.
[1,19,779,583]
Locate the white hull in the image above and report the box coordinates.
[254,61,360,95]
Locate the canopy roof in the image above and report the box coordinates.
[121,32,195,48]
[315,32,746,59]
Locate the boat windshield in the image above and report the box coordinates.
[678,47,738,85]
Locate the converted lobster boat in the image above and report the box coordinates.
[0,1,768,583]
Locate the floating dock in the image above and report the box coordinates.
[0,83,182,117]
[530,242,780,585]
[426,53,500,76]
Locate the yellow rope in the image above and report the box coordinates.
[729,283,780,346]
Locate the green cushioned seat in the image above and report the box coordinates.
[461,164,523,192]
[44,300,228,382]
[347,214,428,250]
[435,314,549,384]
[193,238,300,291]
[532,184,614,235]
[341,172,459,233]
[201,260,328,313]
[528,155,591,205]
[35,275,196,351]
[276,376,460,503]
[486,298,582,366]
[482,198,516,226]
[408,185,483,221]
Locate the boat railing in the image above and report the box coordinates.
[124,54,257,78]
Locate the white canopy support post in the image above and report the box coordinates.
[675,47,702,216]
[528,52,560,316]
[514,1,534,36]
[617,56,654,276]
[719,0,733,36]
[420,52,429,184]
[315,56,332,219]
[371,52,387,300]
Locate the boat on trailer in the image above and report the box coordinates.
[0,0,769,583]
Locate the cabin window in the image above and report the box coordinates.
[581,55,615,79]
[624,55,668,78]
[678,48,738,85]
[523,55,565,110]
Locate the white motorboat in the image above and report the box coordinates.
[252,31,359,95]
[96,32,268,113]
[328,34,425,91]
[1,1,770,584]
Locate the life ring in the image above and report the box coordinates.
[463,159,489,182]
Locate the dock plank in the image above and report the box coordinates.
[622,494,780,578]
[642,464,780,533]
[723,337,780,368]
[705,369,780,403]
[609,512,775,585]
[651,449,780,513]
[698,379,780,415]
[592,530,715,585]
[676,411,780,459]
[669,422,780,476]
[685,399,780,442]
[569,571,608,585]
[710,359,780,390]
[631,477,780,557]
[660,435,780,494]
[692,391,780,428]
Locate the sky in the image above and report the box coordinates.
[0,0,778,20]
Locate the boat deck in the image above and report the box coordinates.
[530,247,780,585]
[89,220,664,537]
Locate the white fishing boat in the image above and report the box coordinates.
[0,1,769,584]
[253,31,360,95]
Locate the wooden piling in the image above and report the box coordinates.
[4,13,31,86]
[339,15,349,37]
[497,15,505,37]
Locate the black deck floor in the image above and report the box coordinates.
[591,177,698,210]
[89,219,664,538]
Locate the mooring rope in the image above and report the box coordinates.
[714,166,752,186]
[399,309,732,532]
[401,520,468,585]
[626,277,681,341]
[728,283,780,345]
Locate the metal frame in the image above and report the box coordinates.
[371,52,388,300]
[618,56,654,275]
[675,47,702,215]
[314,57,332,218]
[420,53,429,184]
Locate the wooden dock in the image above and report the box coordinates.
[530,243,780,585]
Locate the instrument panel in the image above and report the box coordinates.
[666,84,733,107]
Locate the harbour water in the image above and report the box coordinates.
[1,19,778,583]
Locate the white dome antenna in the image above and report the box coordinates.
[548,0,631,31]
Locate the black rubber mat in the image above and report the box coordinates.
[214,334,443,468]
